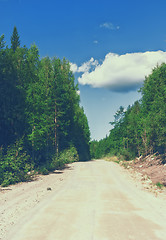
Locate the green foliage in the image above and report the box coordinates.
[0,27,91,186]
[52,146,79,169]
[57,146,79,164]
[38,146,79,174]
[156,182,164,189]
[38,167,49,175]
[0,138,33,187]
[0,34,5,50]
[73,107,90,161]
[118,149,133,161]
[140,64,166,154]
[0,147,4,183]
[11,26,20,52]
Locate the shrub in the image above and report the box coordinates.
[39,167,49,175]
[0,138,33,187]
[37,146,79,174]
[51,146,79,170]
[156,182,164,189]
[0,147,4,184]
[119,149,134,161]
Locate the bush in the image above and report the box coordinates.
[0,144,79,186]
[39,167,49,175]
[156,182,164,189]
[119,149,134,161]
[37,146,79,174]
[0,138,33,187]
[0,147,4,184]
[51,146,79,170]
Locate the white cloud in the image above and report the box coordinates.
[70,63,78,73]
[70,58,99,74]
[100,22,120,30]
[78,57,98,73]
[78,51,166,92]
[77,59,92,73]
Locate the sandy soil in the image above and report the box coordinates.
[1,160,166,240]
[125,154,166,186]
[0,166,74,240]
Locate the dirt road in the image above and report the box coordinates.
[5,160,166,240]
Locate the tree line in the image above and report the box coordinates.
[90,63,166,161]
[0,27,90,186]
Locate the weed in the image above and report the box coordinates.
[104,156,120,163]
[156,182,164,189]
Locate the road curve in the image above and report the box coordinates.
[8,160,166,240]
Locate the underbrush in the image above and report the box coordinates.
[0,139,34,187]
[103,151,127,163]
[0,142,79,187]
[38,146,79,175]
[104,155,120,164]
[101,149,135,163]
[156,182,164,189]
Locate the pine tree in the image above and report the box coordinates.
[0,34,5,50]
[11,26,20,52]
[140,64,166,154]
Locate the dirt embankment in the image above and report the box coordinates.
[126,154,166,185]
[116,154,166,196]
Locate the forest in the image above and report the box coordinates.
[90,63,166,161]
[0,27,90,186]
[1,27,165,187]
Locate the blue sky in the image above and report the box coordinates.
[1,0,166,140]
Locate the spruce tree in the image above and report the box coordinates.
[0,34,5,50]
[11,26,20,52]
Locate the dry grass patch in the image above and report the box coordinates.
[104,156,120,163]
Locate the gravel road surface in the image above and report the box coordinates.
[2,160,166,240]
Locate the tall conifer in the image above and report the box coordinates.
[11,26,20,52]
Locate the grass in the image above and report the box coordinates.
[156,182,164,189]
[104,156,120,164]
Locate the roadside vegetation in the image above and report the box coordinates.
[90,62,166,162]
[0,27,90,186]
[156,182,164,189]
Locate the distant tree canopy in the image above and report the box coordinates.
[0,27,90,186]
[90,64,166,160]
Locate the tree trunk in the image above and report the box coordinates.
[142,129,148,156]
[54,100,58,155]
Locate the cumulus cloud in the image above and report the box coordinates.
[100,22,120,30]
[78,51,166,92]
[70,58,99,74]
[70,63,78,73]
[78,57,98,73]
